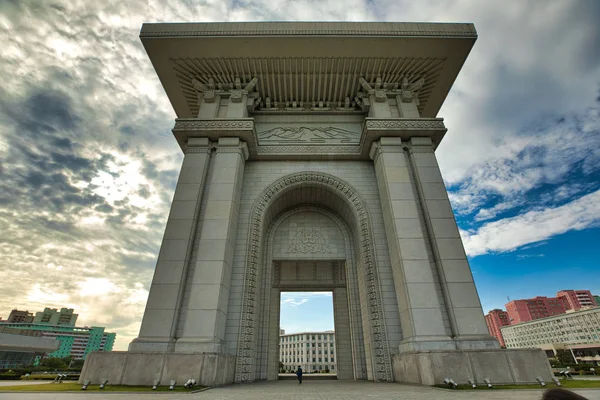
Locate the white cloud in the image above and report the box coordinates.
[461,189,600,257]
[282,298,309,307]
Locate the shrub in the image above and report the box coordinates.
[0,373,20,381]
[20,374,79,381]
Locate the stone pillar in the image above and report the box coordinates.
[175,137,249,353]
[333,288,354,380]
[266,288,280,381]
[406,137,498,349]
[130,137,212,352]
[370,137,454,352]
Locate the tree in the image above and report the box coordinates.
[555,349,576,366]
[39,357,68,370]
[69,359,85,370]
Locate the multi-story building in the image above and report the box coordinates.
[485,309,510,347]
[0,326,60,369]
[557,290,597,311]
[279,331,336,373]
[0,323,115,360]
[506,296,567,324]
[33,308,78,326]
[6,309,34,323]
[501,308,600,365]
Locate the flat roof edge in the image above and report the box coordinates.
[140,21,477,39]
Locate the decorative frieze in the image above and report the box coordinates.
[184,147,211,154]
[365,119,445,130]
[257,145,361,154]
[174,119,254,130]
[407,146,435,154]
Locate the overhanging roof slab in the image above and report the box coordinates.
[140,22,476,119]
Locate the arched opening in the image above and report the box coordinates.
[235,172,393,383]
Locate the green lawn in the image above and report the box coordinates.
[435,379,600,390]
[0,382,204,392]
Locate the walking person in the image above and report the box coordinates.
[296,366,303,384]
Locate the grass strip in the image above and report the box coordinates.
[435,379,600,390]
[0,382,203,392]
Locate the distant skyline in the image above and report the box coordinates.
[0,1,598,350]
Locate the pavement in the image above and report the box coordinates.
[0,380,599,400]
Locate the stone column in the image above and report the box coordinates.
[266,288,280,381]
[333,288,354,380]
[175,137,249,353]
[406,137,499,350]
[130,137,212,352]
[370,137,455,352]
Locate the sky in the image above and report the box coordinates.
[0,1,599,349]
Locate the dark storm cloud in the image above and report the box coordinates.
[25,91,79,132]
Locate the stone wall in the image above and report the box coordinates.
[392,349,553,385]
[79,352,235,387]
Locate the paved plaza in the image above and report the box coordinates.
[1,381,600,400]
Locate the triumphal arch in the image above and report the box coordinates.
[81,22,552,386]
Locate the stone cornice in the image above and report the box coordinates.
[362,118,447,153]
[364,118,446,131]
[174,119,254,130]
[407,146,435,154]
[184,147,211,154]
[141,22,477,38]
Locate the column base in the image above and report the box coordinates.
[398,335,456,352]
[453,334,502,350]
[128,337,176,352]
[174,338,223,353]
[392,348,553,385]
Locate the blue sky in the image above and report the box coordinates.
[0,1,599,348]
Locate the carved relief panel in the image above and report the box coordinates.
[271,211,346,260]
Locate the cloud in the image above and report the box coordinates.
[282,299,309,307]
[461,190,600,257]
[280,292,332,307]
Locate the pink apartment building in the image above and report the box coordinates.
[485,309,510,347]
[557,290,598,311]
[506,296,567,324]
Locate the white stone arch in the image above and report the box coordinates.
[235,172,393,382]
